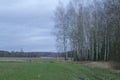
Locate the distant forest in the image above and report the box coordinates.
[0,50,58,57]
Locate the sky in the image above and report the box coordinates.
[0,0,69,52]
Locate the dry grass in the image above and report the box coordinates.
[72,61,120,74]
[0,57,59,62]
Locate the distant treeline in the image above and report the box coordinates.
[0,51,58,57]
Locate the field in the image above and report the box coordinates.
[0,57,120,80]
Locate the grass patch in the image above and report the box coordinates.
[0,61,119,80]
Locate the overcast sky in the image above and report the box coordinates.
[0,0,69,52]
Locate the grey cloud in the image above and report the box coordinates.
[0,0,68,52]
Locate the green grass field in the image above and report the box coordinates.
[0,61,119,80]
